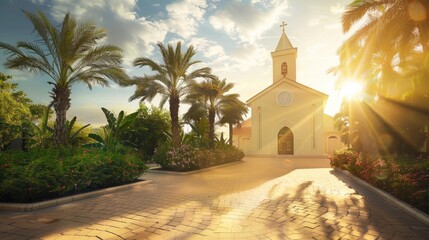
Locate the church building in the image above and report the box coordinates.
[233,24,343,156]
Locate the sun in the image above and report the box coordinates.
[324,80,365,116]
[340,81,364,100]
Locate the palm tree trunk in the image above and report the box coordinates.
[52,85,71,147]
[229,123,233,146]
[169,96,180,149]
[208,108,215,148]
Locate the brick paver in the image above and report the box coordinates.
[0,157,428,239]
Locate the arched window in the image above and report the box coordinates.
[281,62,288,77]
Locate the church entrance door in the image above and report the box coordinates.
[278,127,294,155]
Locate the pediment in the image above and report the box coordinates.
[247,79,327,104]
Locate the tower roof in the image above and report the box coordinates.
[275,31,293,51]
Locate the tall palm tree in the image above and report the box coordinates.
[336,0,429,154]
[219,97,248,146]
[0,11,128,146]
[130,42,213,148]
[186,77,242,148]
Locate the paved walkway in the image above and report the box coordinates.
[0,157,428,239]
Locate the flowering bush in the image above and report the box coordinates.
[0,148,147,202]
[330,150,429,214]
[153,145,244,171]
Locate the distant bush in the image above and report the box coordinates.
[153,144,244,171]
[0,148,147,202]
[330,150,429,214]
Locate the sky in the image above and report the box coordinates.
[0,0,351,127]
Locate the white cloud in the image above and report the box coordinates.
[30,0,45,4]
[47,0,168,64]
[164,0,208,39]
[330,2,345,15]
[5,69,33,81]
[308,16,327,27]
[188,37,225,58]
[209,0,288,43]
[211,43,271,76]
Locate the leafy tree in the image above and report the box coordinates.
[29,104,53,122]
[129,42,214,148]
[0,73,31,149]
[122,104,170,157]
[186,77,242,148]
[0,11,129,147]
[219,96,248,146]
[89,108,138,152]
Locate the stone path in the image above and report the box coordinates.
[0,157,428,239]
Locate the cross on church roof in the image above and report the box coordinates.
[280,21,287,32]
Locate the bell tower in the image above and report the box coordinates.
[271,21,297,83]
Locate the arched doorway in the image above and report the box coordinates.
[278,127,294,155]
[327,135,341,154]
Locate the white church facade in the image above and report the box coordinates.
[233,26,344,156]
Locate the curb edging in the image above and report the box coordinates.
[0,180,152,212]
[147,160,244,175]
[334,168,429,226]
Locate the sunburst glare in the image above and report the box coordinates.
[340,81,364,101]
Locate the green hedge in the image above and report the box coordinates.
[330,149,429,214]
[153,144,244,171]
[0,148,147,202]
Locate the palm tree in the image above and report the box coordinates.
[341,0,429,55]
[335,0,429,154]
[219,97,248,146]
[130,42,213,148]
[0,11,129,146]
[186,77,243,148]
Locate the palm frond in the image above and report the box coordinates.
[342,0,387,33]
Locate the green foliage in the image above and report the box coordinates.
[122,104,170,157]
[0,147,147,202]
[65,116,91,146]
[89,107,138,152]
[0,11,129,147]
[185,77,246,148]
[28,103,53,148]
[0,73,31,149]
[214,133,229,149]
[129,41,214,148]
[184,118,210,149]
[29,104,53,122]
[330,150,429,214]
[153,144,244,171]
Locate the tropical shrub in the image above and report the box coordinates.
[153,144,244,171]
[122,104,170,158]
[0,73,31,149]
[0,148,147,202]
[330,150,429,214]
[88,107,138,152]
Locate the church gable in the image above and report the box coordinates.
[247,79,327,105]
